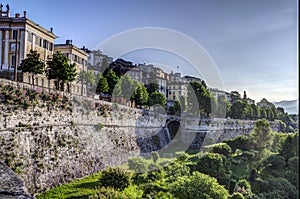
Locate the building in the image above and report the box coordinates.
[167,81,188,101]
[209,88,231,102]
[0,4,57,88]
[257,98,275,109]
[242,91,255,105]
[54,40,88,96]
[86,49,113,75]
[183,75,202,83]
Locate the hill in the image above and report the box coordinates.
[273,99,298,114]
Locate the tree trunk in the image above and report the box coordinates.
[32,74,35,86]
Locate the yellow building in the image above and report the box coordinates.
[54,40,88,96]
[0,4,57,88]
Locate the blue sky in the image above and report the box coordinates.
[2,0,298,102]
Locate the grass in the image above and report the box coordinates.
[36,172,102,199]
[36,156,176,199]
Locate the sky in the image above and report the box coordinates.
[2,0,298,102]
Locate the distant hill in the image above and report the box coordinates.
[273,100,298,114]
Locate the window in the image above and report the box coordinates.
[12,30,18,40]
[35,77,39,85]
[41,79,44,87]
[35,36,40,45]
[49,43,53,51]
[27,32,33,42]
[11,54,16,66]
[43,40,48,49]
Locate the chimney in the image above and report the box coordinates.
[15,13,20,18]
[50,27,53,32]
[23,11,27,18]
[66,40,72,45]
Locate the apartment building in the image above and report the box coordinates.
[54,40,88,96]
[0,4,57,88]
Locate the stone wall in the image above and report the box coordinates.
[0,85,280,195]
[0,95,165,194]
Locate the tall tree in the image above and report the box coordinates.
[250,119,274,152]
[46,51,77,92]
[18,49,45,85]
[105,70,119,95]
[96,75,109,94]
[148,91,166,107]
[133,83,149,107]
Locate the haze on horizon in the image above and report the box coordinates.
[2,0,298,103]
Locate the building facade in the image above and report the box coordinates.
[0,4,57,88]
[54,40,88,96]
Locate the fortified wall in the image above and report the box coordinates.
[0,81,280,195]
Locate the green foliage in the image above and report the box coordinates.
[192,153,226,179]
[89,187,128,199]
[148,91,167,107]
[99,168,130,190]
[132,83,149,107]
[280,133,298,160]
[128,157,149,173]
[224,136,251,152]
[187,81,212,116]
[265,155,286,169]
[259,177,297,199]
[96,75,109,94]
[105,70,119,95]
[287,156,299,173]
[170,171,229,199]
[212,143,232,157]
[228,100,251,119]
[234,179,253,199]
[250,119,273,152]
[46,51,77,91]
[18,49,45,85]
[229,192,245,199]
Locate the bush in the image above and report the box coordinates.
[193,153,226,179]
[224,136,250,152]
[99,168,130,190]
[128,157,149,173]
[265,155,286,169]
[212,143,232,157]
[89,186,128,199]
[230,192,245,199]
[288,156,299,173]
[170,171,229,199]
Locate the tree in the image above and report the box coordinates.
[146,83,159,95]
[148,91,166,107]
[151,151,160,163]
[79,70,97,91]
[133,83,149,107]
[46,51,77,92]
[250,119,274,152]
[170,172,229,199]
[188,81,212,116]
[105,70,119,95]
[216,95,230,118]
[96,75,109,94]
[18,49,45,85]
[229,100,251,119]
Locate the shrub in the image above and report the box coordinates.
[265,155,286,169]
[99,168,130,190]
[128,157,149,173]
[89,187,128,199]
[287,156,299,173]
[230,192,245,199]
[170,171,229,199]
[212,143,232,157]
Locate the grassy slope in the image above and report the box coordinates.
[36,172,102,199]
